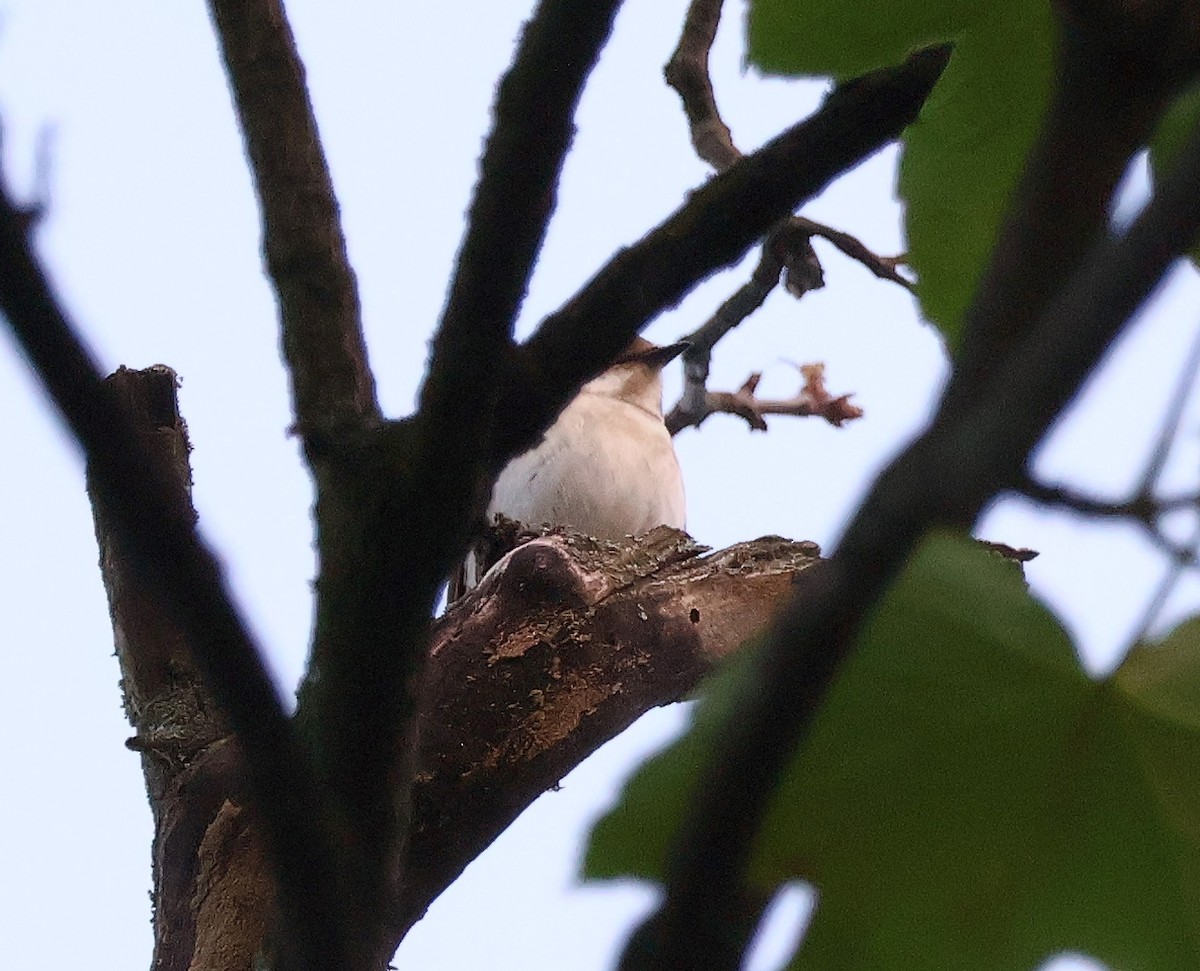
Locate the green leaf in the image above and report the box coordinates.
[1149,85,1200,265]
[1111,618,1200,846]
[1148,86,1200,187]
[899,3,1053,345]
[745,0,1055,346]
[585,537,1200,970]
[747,1,970,81]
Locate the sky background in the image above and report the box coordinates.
[1,2,1197,969]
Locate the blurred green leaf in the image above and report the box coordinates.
[747,0,970,81]
[586,536,1200,970]
[745,0,1054,346]
[1149,84,1200,265]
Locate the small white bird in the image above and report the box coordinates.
[453,337,687,597]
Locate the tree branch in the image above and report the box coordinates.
[178,531,821,959]
[663,218,861,436]
[418,0,624,455]
[0,197,351,968]
[661,0,911,425]
[629,18,1200,969]
[667,363,862,435]
[505,45,950,464]
[84,382,822,963]
[288,6,627,943]
[292,36,945,902]
[799,215,915,290]
[1016,476,1161,522]
[1015,323,1200,571]
[396,529,822,936]
[87,367,232,971]
[1136,321,1200,495]
[206,0,379,444]
[664,0,739,171]
[1130,517,1200,643]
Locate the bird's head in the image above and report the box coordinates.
[582,337,689,416]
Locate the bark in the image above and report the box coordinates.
[87,366,238,971]
[402,528,819,936]
[90,368,822,969]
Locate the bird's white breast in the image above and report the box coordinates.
[488,390,685,540]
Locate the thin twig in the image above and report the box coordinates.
[667,363,862,435]
[1019,324,1200,520]
[509,46,951,465]
[1019,475,1199,565]
[1129,515,1200,644]
[627,18,1200,968]
[1017,476,1160,522]
[0,179,352,969]
[799,216,915,291]
[206,0,379,444]
[664,0,740,170]
[1019,323,1200,642]
[668,0,905,294]
[670,242,785,429]
[662,0,910,427]
[666,225,868,434]
[690,241,788,358]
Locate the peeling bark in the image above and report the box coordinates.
[402,530,820,934]
[190,802,273,971]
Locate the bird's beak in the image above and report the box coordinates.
[622,340,690,369]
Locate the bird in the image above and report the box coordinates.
[450,336,688,600]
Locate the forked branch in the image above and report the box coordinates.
[668,363,862,435]
[663,0,913,427]
[509,46,950,463]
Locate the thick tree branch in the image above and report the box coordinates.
[193,531,821,959]
[0,199,351,968]
[289,5,625,941]
[396,529,822,936]
[84,381,822,964]
[628,24,1200,968]
[88,367,232,971]
[87,367,248,969]
[418,0,624,459]
[506,45,950,464]
[206,0,379,443]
